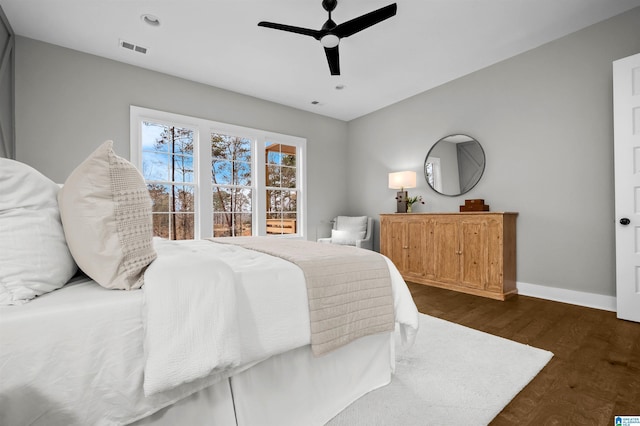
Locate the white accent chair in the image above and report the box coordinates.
[317,216,373,250]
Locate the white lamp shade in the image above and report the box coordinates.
[388,171,417,190]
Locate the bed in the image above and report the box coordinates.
[0,142,419,426]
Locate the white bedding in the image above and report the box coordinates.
[0,239,419,426]
[1,276,165,426]
[143,242,242,396]
[142,239,311,395]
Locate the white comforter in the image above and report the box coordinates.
[0,239,419,426]
[142,239,311,395]
[143,242,242,395]
[143,239,419,396]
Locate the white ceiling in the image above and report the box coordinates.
[2,0,640,121]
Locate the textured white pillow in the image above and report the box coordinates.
[0,158,77,305]
[331,229,366,245]
[58,140,156,290]
[335,216,368,232]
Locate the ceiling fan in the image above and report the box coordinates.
[258,0,398,76]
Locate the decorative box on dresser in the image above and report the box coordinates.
[380,212,518,300]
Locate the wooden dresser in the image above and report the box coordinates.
[380,212,518,300]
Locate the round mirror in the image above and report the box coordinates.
[424,134,485,196]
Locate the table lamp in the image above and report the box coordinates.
[388,171,416,213]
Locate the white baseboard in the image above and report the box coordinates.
[516,281,616,312]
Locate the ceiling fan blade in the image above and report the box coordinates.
[258,21,322,40]
[324,46,340,75]
[333,3,397,38]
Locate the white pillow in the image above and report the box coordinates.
[0,158,77,305]
[58,140,157,290]
[335,216,368,233]
[331,229,366,245]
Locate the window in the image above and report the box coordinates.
[131,106,306,240]
[265,142,298,235]
[141,122,195,240]
[425,157,442,193]
[211,132,253,237]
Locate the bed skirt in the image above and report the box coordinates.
[132,332,393,426]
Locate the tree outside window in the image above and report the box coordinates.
[211,133,252,237]
[141,122,195,240]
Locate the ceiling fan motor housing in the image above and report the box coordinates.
[322,0,338,13]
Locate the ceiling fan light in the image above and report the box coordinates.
[320,34,340,48]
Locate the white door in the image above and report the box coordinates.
[614,52,640,323]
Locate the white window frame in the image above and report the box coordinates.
[130,106,307,239]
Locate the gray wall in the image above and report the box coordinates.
[347,7,640,297]
[14,36,349,240]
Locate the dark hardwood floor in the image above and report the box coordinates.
[407,282,640,425]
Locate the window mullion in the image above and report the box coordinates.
[196,126,212,239]
[255,137,266,236]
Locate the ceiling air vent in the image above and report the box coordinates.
[120,39,148,54]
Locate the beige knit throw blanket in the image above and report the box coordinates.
[210,237,395,355]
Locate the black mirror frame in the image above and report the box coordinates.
[424,134,485,197]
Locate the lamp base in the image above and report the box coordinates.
[396,190,408,213]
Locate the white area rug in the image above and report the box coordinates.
[326,314,553,426]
